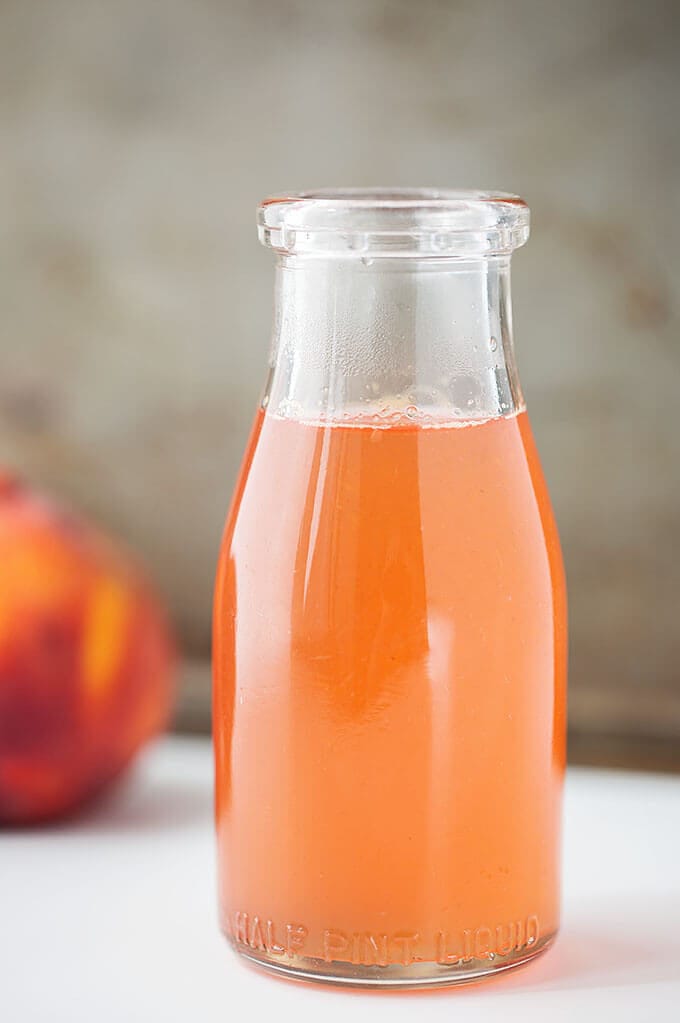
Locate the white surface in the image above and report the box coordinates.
[2,737,679,1022]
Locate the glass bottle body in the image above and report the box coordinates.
[213,192,567,988]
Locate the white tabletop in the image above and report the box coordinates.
[2,737,679,1022]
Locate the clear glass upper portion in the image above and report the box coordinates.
[258,188,528,425]
[258,188,530,258]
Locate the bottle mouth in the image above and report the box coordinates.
[258,188,530,258]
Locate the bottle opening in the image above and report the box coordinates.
[258,188,530,258]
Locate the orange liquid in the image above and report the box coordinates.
[214,408,566,970]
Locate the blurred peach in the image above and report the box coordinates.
[0,473,175,824]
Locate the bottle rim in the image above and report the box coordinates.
[258,188,530,258]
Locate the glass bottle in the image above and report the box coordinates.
[213,189,567,988]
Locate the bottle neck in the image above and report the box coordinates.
[264,255,523,424]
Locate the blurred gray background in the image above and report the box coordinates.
[1,0,678,765]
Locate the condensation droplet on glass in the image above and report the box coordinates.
[361,256,374,268]
[489,336,498,352]
[347,232,368,253]
[281,227,296,250]
[262,394,270,408]
[405,405,418,419]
